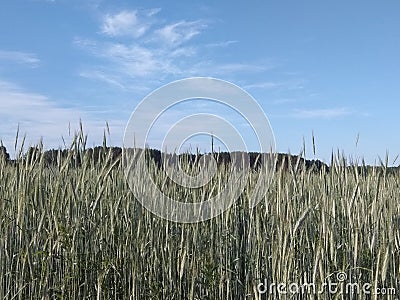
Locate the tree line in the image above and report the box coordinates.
[0,145,328,172]
[1,145,398,174]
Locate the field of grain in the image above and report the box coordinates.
[0,135,399,299]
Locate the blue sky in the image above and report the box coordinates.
[0,0,399,165]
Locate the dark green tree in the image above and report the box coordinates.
[0,145,10,162]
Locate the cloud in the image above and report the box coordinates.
[154,20,206,47]
[0,50,40,67]
[76,9,266,89]
[169,46,197,57]
[0,80,125,152]
[0,81,67,117]
[205,40,238,48]
[243,81,283,90]
[101,10,148,38]
[75,37,190,82]
[105,43,168,76]
[146,8,161,17]
[293,107,351,119]
[79,70,126,89]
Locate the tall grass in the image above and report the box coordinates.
[0,133,399,299]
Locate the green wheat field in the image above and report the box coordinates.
[0,133,399,299]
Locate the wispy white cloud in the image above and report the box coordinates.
[216,63,266,74]
[205,40,238,48]
[154,20,206,47]
[79,70,126,89]
[101,10,148,38]
[0,80,125,151]
[0,50,40,67]
[293,107,351,119]
[169,46,197,57]
[106,43,174,75]
[145,8,161,17]
[243,81,283,90]
[76,9,267,89]
[75,40,181,79]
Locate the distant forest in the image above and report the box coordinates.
[0,145,398,173]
